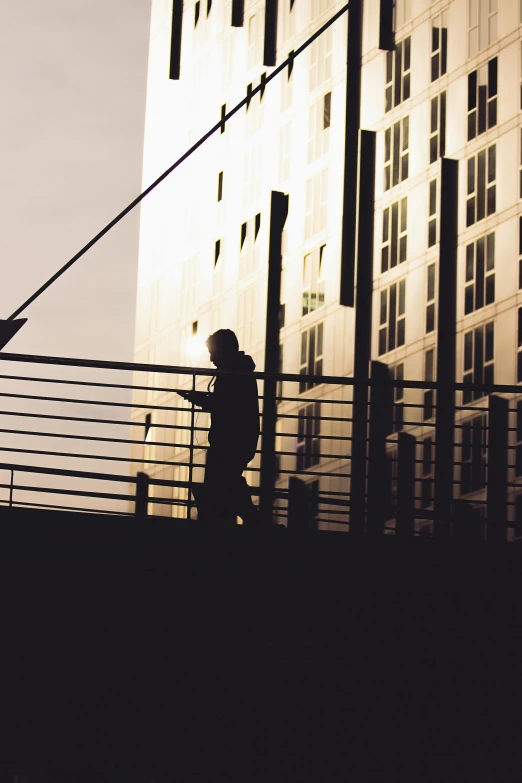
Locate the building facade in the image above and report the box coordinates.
[132,0,522,535]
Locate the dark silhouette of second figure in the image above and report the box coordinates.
[178,329,260,525]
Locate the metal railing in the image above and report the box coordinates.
[0,351,521,540]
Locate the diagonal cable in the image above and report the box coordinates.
[8,2,349,321]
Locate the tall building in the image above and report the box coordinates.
[132,0,522,535]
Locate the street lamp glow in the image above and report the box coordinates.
[187,334,206,358]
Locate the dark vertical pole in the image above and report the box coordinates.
[339,0,363,306]
[135,472,150,519]
[169,0,184,80]
[263,0,278,66]
[487,394,508,542]
[260,191,289,525]
[287,477,310,531]
[396,432,416,537]
[231,0,244,26]
[434,158,458,537]
[350,130,376,535]
[378,0,394,51]
[453,500,481,542]
[187,374,196,520]
[367,361,393,535]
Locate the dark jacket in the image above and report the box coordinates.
[191,352,260,464]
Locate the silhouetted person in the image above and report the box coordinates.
[177,329,260,525]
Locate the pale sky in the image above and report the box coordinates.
[0,1,152,511]
[0,0,151,360]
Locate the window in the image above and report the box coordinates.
[421,436,434,508]
[390,363,404,432]
[239,216,260,278]
[378,280,406,355]
[181,254,199,318]
[423,348,436,420]
[217,171,223,202]
[460,414,488,496]
[304,169,328,239]
[519,128,522,198]
[302,246,326,316]
[464,233,495,315]
[206,0,212,15]
[245,87,264,137]
[214,239,221,266]
[299,323,324,393]
[237,285,257,348]
[243,145,262,205]
[518,309,522,384]
[312,0,333,18]
[247,13,262,69]
[279,123,291,182]
[308,94,331,163]
[463,321,494,403]
[426,262,436,333]
[309,28,332,91]
[468,0,498,58]
[429,92,446,164]
[394,0,412,30]
[466,145,496,227]
[296,403,321,471]
[519,217,522,289]
[516,402,522,476]
[194,0,200,26]
[323,92,331,128]
[281,56,293,111]
[520,41,522,109]
[428,179,437,247]
[431,11,448,82]
[467,57,497,141]
[385,36,411,113]
[384,116,409,190]
[381,198,407,272]
[281,0,296,42]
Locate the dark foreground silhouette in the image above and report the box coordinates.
[179,329,260,525]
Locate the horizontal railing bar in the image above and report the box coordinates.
[277,396,352,404]
[0,391,191,413]
[0,409,134,428]
[0,444,206,469]
[0,460,133,484]
[6,499,134,516]
[6,350,522,393]
[277,468,350,478]
[0,426,200,450]
[1,482,134,503]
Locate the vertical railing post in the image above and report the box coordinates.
[396,432,416,537]
[367,361,393,536]
[187,373,196,519]
[349,130,376,535]
[487,394,508,542]
[260,191,288,525]
[287,477,310,532]
[453,500,481,542]
[9,469,14,508]
[135,472,150,519]
[434,158,459,537]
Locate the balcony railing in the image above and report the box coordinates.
[0,351,521,540]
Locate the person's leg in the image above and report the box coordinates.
[232,462,260,524]
[202,449,237,525]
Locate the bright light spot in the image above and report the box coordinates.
[187,334,207,358]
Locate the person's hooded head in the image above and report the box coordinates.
[206,329,239,368]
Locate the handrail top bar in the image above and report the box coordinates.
[2,351,522,393]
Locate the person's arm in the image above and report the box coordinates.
[176,390,214,411]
